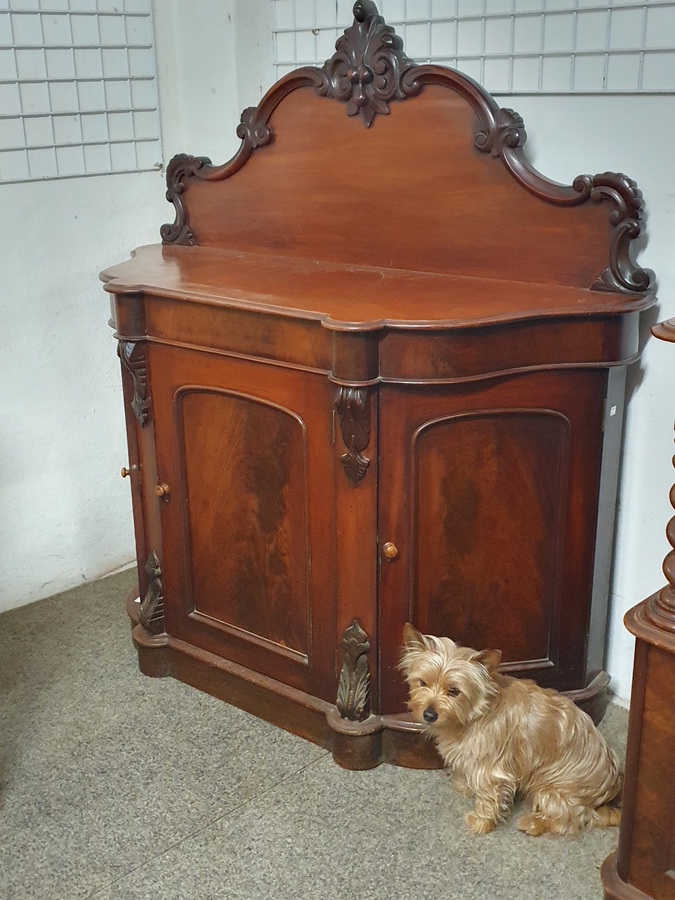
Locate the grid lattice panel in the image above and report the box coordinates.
[273,0,675,94]
[1,0,161,184]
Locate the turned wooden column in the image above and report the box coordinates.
[602,319,675,900]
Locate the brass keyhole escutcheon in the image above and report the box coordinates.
[154,483,170,498]
[382,541,399,560]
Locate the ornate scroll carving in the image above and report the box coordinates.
[138,550,165,635]
[336,619,371,721]
[161,153,213,245]
[335,386,371,485]
[316,0,418,128]
[474,106,526,156]
[236,106,274,149]
[156,2,651,296]
[580,173,653,294]
[118,340,149,426]
[474,111,652,295]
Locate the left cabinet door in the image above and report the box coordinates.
[148,344,338,702]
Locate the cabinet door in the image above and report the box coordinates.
[378,370,607,713]
[149,345,337,702]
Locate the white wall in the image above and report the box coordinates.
[4,0,674,706]
[0,173,167,612]
[0,0,268,615]
[152,0,274,164]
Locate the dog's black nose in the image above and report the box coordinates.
[423,707,438,723]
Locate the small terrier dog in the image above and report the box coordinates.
[400,624,623,836]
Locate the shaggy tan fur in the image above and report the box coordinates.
[400,624,623,836]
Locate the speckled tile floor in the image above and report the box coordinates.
[0,570,627,899]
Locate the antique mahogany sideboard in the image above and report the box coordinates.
[102,2,656,769]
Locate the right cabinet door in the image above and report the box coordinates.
[378,369,608,714]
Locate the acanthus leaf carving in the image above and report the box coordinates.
[336,619,371,721]
[138,550,165,635]
[118,340,149,426]
[335,386,371,485]
[316,0,418,127]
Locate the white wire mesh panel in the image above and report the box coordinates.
[272,0,675,94]
[0,0,162,184]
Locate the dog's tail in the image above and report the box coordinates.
[593,771,623,828]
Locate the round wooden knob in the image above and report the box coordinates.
[382,541,399,560]
[121,467,130,478]
[154,483,170,497]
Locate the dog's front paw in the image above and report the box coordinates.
[466,812,496,835]
[518,813,550,836]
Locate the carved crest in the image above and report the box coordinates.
[118,340,149,426]
[336,619,371,721]
[335,386,371,485]
[316,0,418,128]
[138,550,165,635]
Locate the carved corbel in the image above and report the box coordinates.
[334,386,371,485]
[138,550,165,635]
[117,340,149,426]
[336,619,371,721]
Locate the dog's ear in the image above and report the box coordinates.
[403,623,429,650]
[472,648,502,674]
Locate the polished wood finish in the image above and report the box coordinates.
[378,370,610,714]
[104,3,655,768]
[602,320,675,900]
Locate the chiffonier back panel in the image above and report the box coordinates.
[178,85,613,290]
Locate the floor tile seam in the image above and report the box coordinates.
[82,749,332,899]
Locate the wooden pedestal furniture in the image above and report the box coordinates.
[102,2,656,770]
[602,319,675,900]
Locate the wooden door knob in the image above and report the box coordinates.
[382,541,399,560]
[154,483,170,497]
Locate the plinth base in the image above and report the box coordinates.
[127,592,612,770]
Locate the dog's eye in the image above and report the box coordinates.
[447,686,460,696]
[418,679,427,687]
